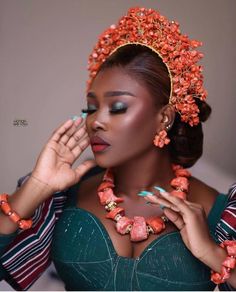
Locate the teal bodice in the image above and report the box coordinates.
[51,194,227,291]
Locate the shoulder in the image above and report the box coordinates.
[188,176,219,216]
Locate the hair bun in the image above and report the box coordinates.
[197,100,212,122]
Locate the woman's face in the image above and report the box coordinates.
[85,67,160,168]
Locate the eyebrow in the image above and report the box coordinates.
[87,91,136,98]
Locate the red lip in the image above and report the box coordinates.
[90,136,110,153]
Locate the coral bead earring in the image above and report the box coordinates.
[153,130,170,148]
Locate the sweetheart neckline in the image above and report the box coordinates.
[68,206,183,260]
[64,193,225,260]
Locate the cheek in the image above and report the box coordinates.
[113,107,156,144]
[85,118,93,135]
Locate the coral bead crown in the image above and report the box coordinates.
[87,7,207,126]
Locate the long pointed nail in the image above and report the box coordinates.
[154,186,166,194]
[137,191,154,197]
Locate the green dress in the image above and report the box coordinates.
[0,169,233,290]
[51,185,228,291]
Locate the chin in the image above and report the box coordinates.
[95,156,132,170]
[94,156,110,169]
[94,155,122,169]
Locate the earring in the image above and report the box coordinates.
[163,116,171,131]
[166,124,171,130]
[153,130,170,148]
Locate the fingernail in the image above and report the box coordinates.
[154,186,166,194]
[146,202,151,205]
[71,115,80,121]
[159,204,165,210]
[80,112,87,119]
[137,191,154,197]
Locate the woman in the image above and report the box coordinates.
[0,7,235,291]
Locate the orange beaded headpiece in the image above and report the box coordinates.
[87,7,208,126]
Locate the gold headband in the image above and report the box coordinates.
[87,7,207,126]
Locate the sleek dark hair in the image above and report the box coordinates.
[98,45,211,168]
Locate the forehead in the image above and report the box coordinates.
[89,67,147,96]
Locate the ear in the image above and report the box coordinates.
[156,104,175,132]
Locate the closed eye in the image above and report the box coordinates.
[82,102,128,115]
[110,108,127,114]
[82,108,96,115]
[110,102,128,114]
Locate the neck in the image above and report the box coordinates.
[112,149,174,198]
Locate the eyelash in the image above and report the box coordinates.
[82,107,127,115]
[81,109,96,114]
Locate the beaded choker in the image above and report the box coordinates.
[88,7,207,126]
[97,165,191,242]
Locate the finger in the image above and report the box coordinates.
[71,136,90,159]
[159,191,192,216]
[155,189,203,211]
[163,208,185,230]
[66,127,87,150]
[184,200,203,210]
[59,122,84,145]
[50,119,74,143]
[50,117,84,143]
[73,116,84,127]
[74,159,97,182]
[144,196,180,212]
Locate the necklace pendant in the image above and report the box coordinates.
[130,216,148,242]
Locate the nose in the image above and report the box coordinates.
[89,109,108,132]
[91,119,106,131]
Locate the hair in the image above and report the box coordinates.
[97,45,211,168]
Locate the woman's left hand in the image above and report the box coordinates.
[144,191,216,261]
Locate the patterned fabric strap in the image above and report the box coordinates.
[217,183,236,291]
[216,183,236,242]
[0,175,67,290]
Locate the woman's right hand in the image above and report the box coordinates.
[31,117,96,195]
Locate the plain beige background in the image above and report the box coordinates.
[0,0,235,194]
[0,1,236,290]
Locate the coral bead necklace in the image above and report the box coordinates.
[97,164,191,242]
